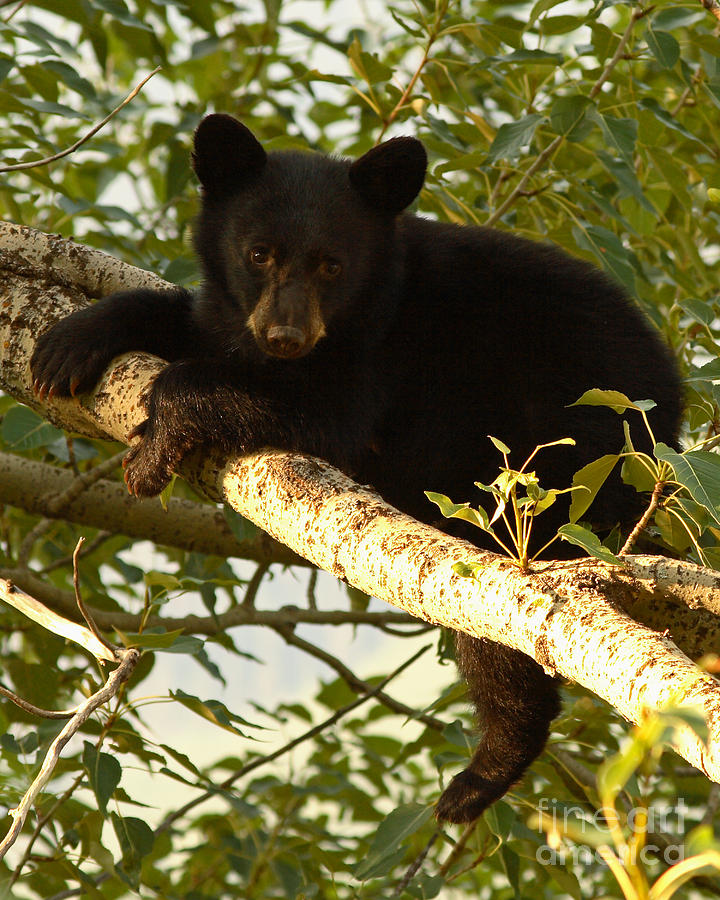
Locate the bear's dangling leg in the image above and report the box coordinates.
[435,633,561,823]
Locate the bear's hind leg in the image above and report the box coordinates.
[435,633,561,823]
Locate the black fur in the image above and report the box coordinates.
[31,114,682,823]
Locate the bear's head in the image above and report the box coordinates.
[192,114,427,360]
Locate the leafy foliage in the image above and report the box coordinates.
[1,0,720,898]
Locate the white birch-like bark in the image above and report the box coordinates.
[1,222,719,783]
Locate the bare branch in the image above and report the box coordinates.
[72,538,117,657]
[0,451,305,567]
[276,624,445,729]
[620,480,664,554]
[0,577,116,661]
[0,648,140,860]
[0,684,75,719]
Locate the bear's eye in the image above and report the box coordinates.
[319,259,342,279]
[249,246,272,268]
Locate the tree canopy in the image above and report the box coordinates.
[1,1,720,898]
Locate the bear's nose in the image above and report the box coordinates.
[266,325,307,358]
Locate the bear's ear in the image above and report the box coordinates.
[192,114,267,194]
[349,137,427,215]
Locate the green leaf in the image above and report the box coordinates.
[621,453,659,493]
[685,358,720,384]
[549,94,593,141]
[529,487,563,514]
[348,37,392,85]
[355,803,433,880]
[639,98,707,149]
[570,389,640,413]
[528,0,569,27]
[488,435,511,455]
[453,560,484,579]
[1,405,64,449]
[557,524,623,565]
[42,60,97,100]
[646,25,680,70]
[572,225,637,291]
[654,444,720,526]
[425,491,490,530]
[170,689,260,735]
[678,298,716,327]
[570,455,620,523]
[223,506,260,542]
[114,628,204,654]
[497,49,563,66]
[595,114,637,165]
[83,742,121,817]
[89,0,154,31]
[486,113,544,163]
[0,56,13,85]
[111,814,155,887]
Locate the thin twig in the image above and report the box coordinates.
[0,648,140,860]
[306,567,318,609]
[277,625,444,729]
[9,773,85,889]
[439,819,484,877]
[377,0,449,140]
[589,7,652,101]
[619,481,665,555]
[1,563,416,634]
[42,531,113,574]
[72,538,116,656]
[3,0,28,22]
[46,452,127,517]
[0,684,75,719]
[155,645,430,836]
[241,561,270,607]
[394,828,442,896]
[0,68,161,173]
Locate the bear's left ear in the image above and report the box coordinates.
[349,137,427,215]
[192,114,267,194]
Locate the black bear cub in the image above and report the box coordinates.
[31,114,682,823]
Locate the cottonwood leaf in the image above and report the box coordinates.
[570,455,620,523]
[83,742,121,817]
[654,444,720,526]
[558,524,622,565]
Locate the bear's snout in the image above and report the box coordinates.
[265,325,308,358]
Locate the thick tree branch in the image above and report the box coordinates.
[0,563,416,632]
[0,450,305,566]
[1,223,720,785]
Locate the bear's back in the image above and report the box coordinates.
[358,215,682,541]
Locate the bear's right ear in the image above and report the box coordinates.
[349,137,427,215]
[192,114,267,194]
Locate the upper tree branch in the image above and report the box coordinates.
[1,222,719,785]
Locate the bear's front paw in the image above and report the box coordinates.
[122,419,182,497]
[31,317,117,400]
[435,769,509,824]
